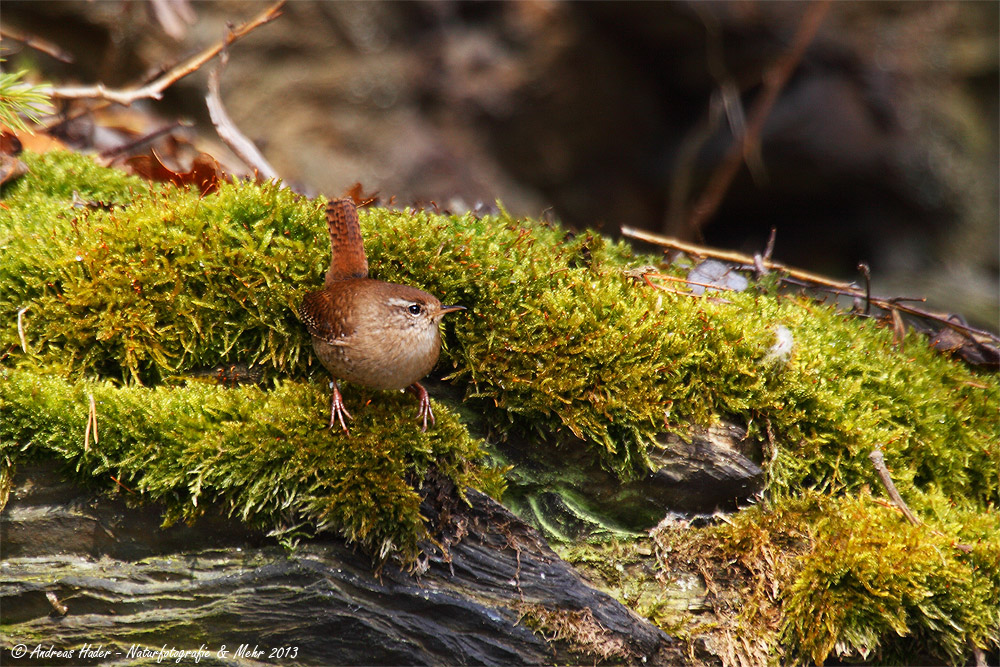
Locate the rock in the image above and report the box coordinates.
[1,463,683,666]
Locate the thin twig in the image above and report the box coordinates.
[891,302,998,343]
[754,226,778,276]
[763,227,777,261]
[646,271,739,293]
[1,27,75,63]
[49,1,285,106]
[110,475,135,494]
[99,121,189,160]
[623,225,854,289]
[206,47,279,180]
[640,274,732,302]
[856,262,871,315]
[753,253,768,276]
[685,0,833,235]
[869,447,920,526]
[621,225,1000,346]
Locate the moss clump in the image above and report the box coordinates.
[3,152,996,508]
[516,602,632,661]
[363,205,997,504]
[0,146,152,206]
[357,193,997,662]
[2,152,323,384]
[650,491,999,665]
[0,366,501,562]
[782,493,999,665]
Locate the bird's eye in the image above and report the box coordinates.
[408,304,422,316]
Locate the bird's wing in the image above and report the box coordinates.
[299,289,353,345]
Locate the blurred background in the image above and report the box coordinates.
[3,0,997,327]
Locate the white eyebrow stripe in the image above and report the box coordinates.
[387,297,419,308]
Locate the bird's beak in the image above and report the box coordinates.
[439,304,466,315]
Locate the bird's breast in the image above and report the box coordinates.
[312,325,441,390]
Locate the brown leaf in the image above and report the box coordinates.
[343,182,379,208]
[929,326,967,353]
[126,150,222,195]
[0,131,29,187]
[0,154,30,187]
[890,308,906,348]
[0,125,68,154]
[930,325,1000,369]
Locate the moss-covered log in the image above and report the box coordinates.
[2,151,998,664]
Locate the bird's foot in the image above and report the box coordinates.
[407,382,435,432]
[329,381,353,433]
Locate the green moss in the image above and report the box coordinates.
[0,151,504,562]
[783,492,1000,665]
[3,153,995,507]
[0,366,501,562]
[650,492,1000,665]
[2,152,322,384]
[0,146,151,205]
[361,206,998,509]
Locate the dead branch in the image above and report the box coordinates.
[206,48,278,180]
[620,225,1000,350]
[868,448,920,526]
[1,27,75,63]
[48,1,285,107]
[623,225,854,289]
[685,0,833,236]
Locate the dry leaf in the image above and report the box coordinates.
[344,182,379,207]
[126,150,222,195]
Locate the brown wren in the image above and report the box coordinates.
[299,199,464,433]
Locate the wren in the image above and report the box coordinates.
[299,199,464,432]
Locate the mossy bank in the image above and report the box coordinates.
[2,151,997,664]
